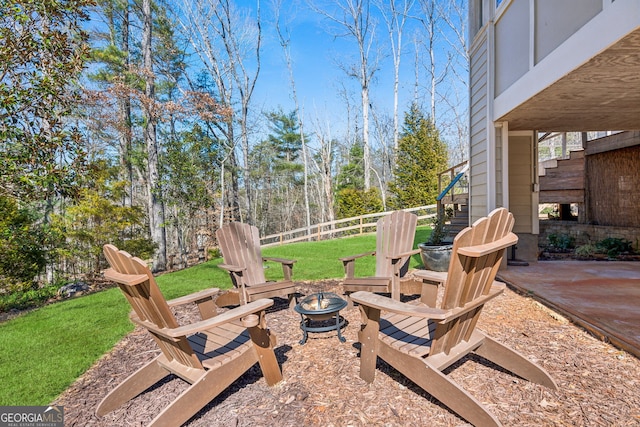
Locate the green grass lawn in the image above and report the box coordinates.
[0,226,431,406]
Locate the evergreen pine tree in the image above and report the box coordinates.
[389,104,448,209]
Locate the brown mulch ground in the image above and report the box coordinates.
[55,280,640,426]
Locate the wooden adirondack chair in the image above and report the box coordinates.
[351,208,558,427]
[98,244,282,427]
[340,210,420,300]
[216,222,297,307]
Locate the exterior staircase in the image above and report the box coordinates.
[539,150,585,205]
[446,202,469,240]
[436,161,469,242]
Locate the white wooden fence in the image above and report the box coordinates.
[260,205,437,247]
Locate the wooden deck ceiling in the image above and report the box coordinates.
[498,28,640,132]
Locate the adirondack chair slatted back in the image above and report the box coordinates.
[431,208,515,355]
[103,244,203,370]
[375,211,418,277]
[217,222,267,287]
[351,209,557,427]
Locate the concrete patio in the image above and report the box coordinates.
[497,260,640,359]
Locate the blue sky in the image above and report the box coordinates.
[254,2,379,125]
[233,0,468,144]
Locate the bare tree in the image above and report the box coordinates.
[273,0,312,237]
[90,1,134,206]
[374,0,415,152]
[310,112,336,228]
[119,0,133,208]
[436,0,469,164]
[411,31,421,106]
[370,107,394,208]
[142,0,167,271]
[176,0,261,223]
[310,0,381,191]
[415,0,440,122]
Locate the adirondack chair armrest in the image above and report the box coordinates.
[217,263,246,274]
[411,270,448,306]
[436,283,505,323]
[262,256,296,265]
[104,268,149,287]
[166,288,220,308]
[457,232,518,258]
[262,257,296,280]
[340,251,376,279]
[385,248,421,262]
[412,269,448,285]
[133,298,275,339]
[339,251,375,263]
[352,283,505,323]
[350,291,448,320]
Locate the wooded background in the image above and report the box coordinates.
[0,0,467,291]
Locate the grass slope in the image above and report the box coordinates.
[0,226,431,405]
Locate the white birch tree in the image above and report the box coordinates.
[374,0,415,152]
[176,0,261,223]
[310,0,380,191]
[273,0,312,237]
[436,0,469,165]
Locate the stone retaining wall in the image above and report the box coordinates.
[539,220,640,249]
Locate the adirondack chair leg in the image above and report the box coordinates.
[240,286,249,305]
[147,350,260,427]
[342,259,355,279]
[390,275,400,301]
[422,359,503,427]
[195,297,218,319]
[419,279,441,307]
[391,259,403,300]
[287,293,297,310]
[214,290,241,308]
[344,293,354,309]
[247,324,283,386]
[357,305,381,384]
[96,358,169,416]
[474,334,559,390]
[381,347,503,427]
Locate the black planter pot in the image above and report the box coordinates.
[418,242,453,272]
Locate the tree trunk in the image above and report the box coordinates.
[275,5,312,238]
[362,82,371,190]
[120,1,133,207]
[311,0,378,191]
[142,0,166,271]
[226,122,241,222]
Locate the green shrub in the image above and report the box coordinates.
[51,161,156,274]
[575,244,597,259]
[596,237,633,258]
[547,233,575,252]
[540,206,555,215]
[0,285,59,312]
[208,247,222,259]
[0,197,50,291]
[336,187,383,219]
[427,215,447,245]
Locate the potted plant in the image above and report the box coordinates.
[418,214,453,272]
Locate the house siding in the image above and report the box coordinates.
[495,126,503,207]
[535,0,602,64]
[508,134,534,233]
[469,30,489,222]
[494,0,530,96]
